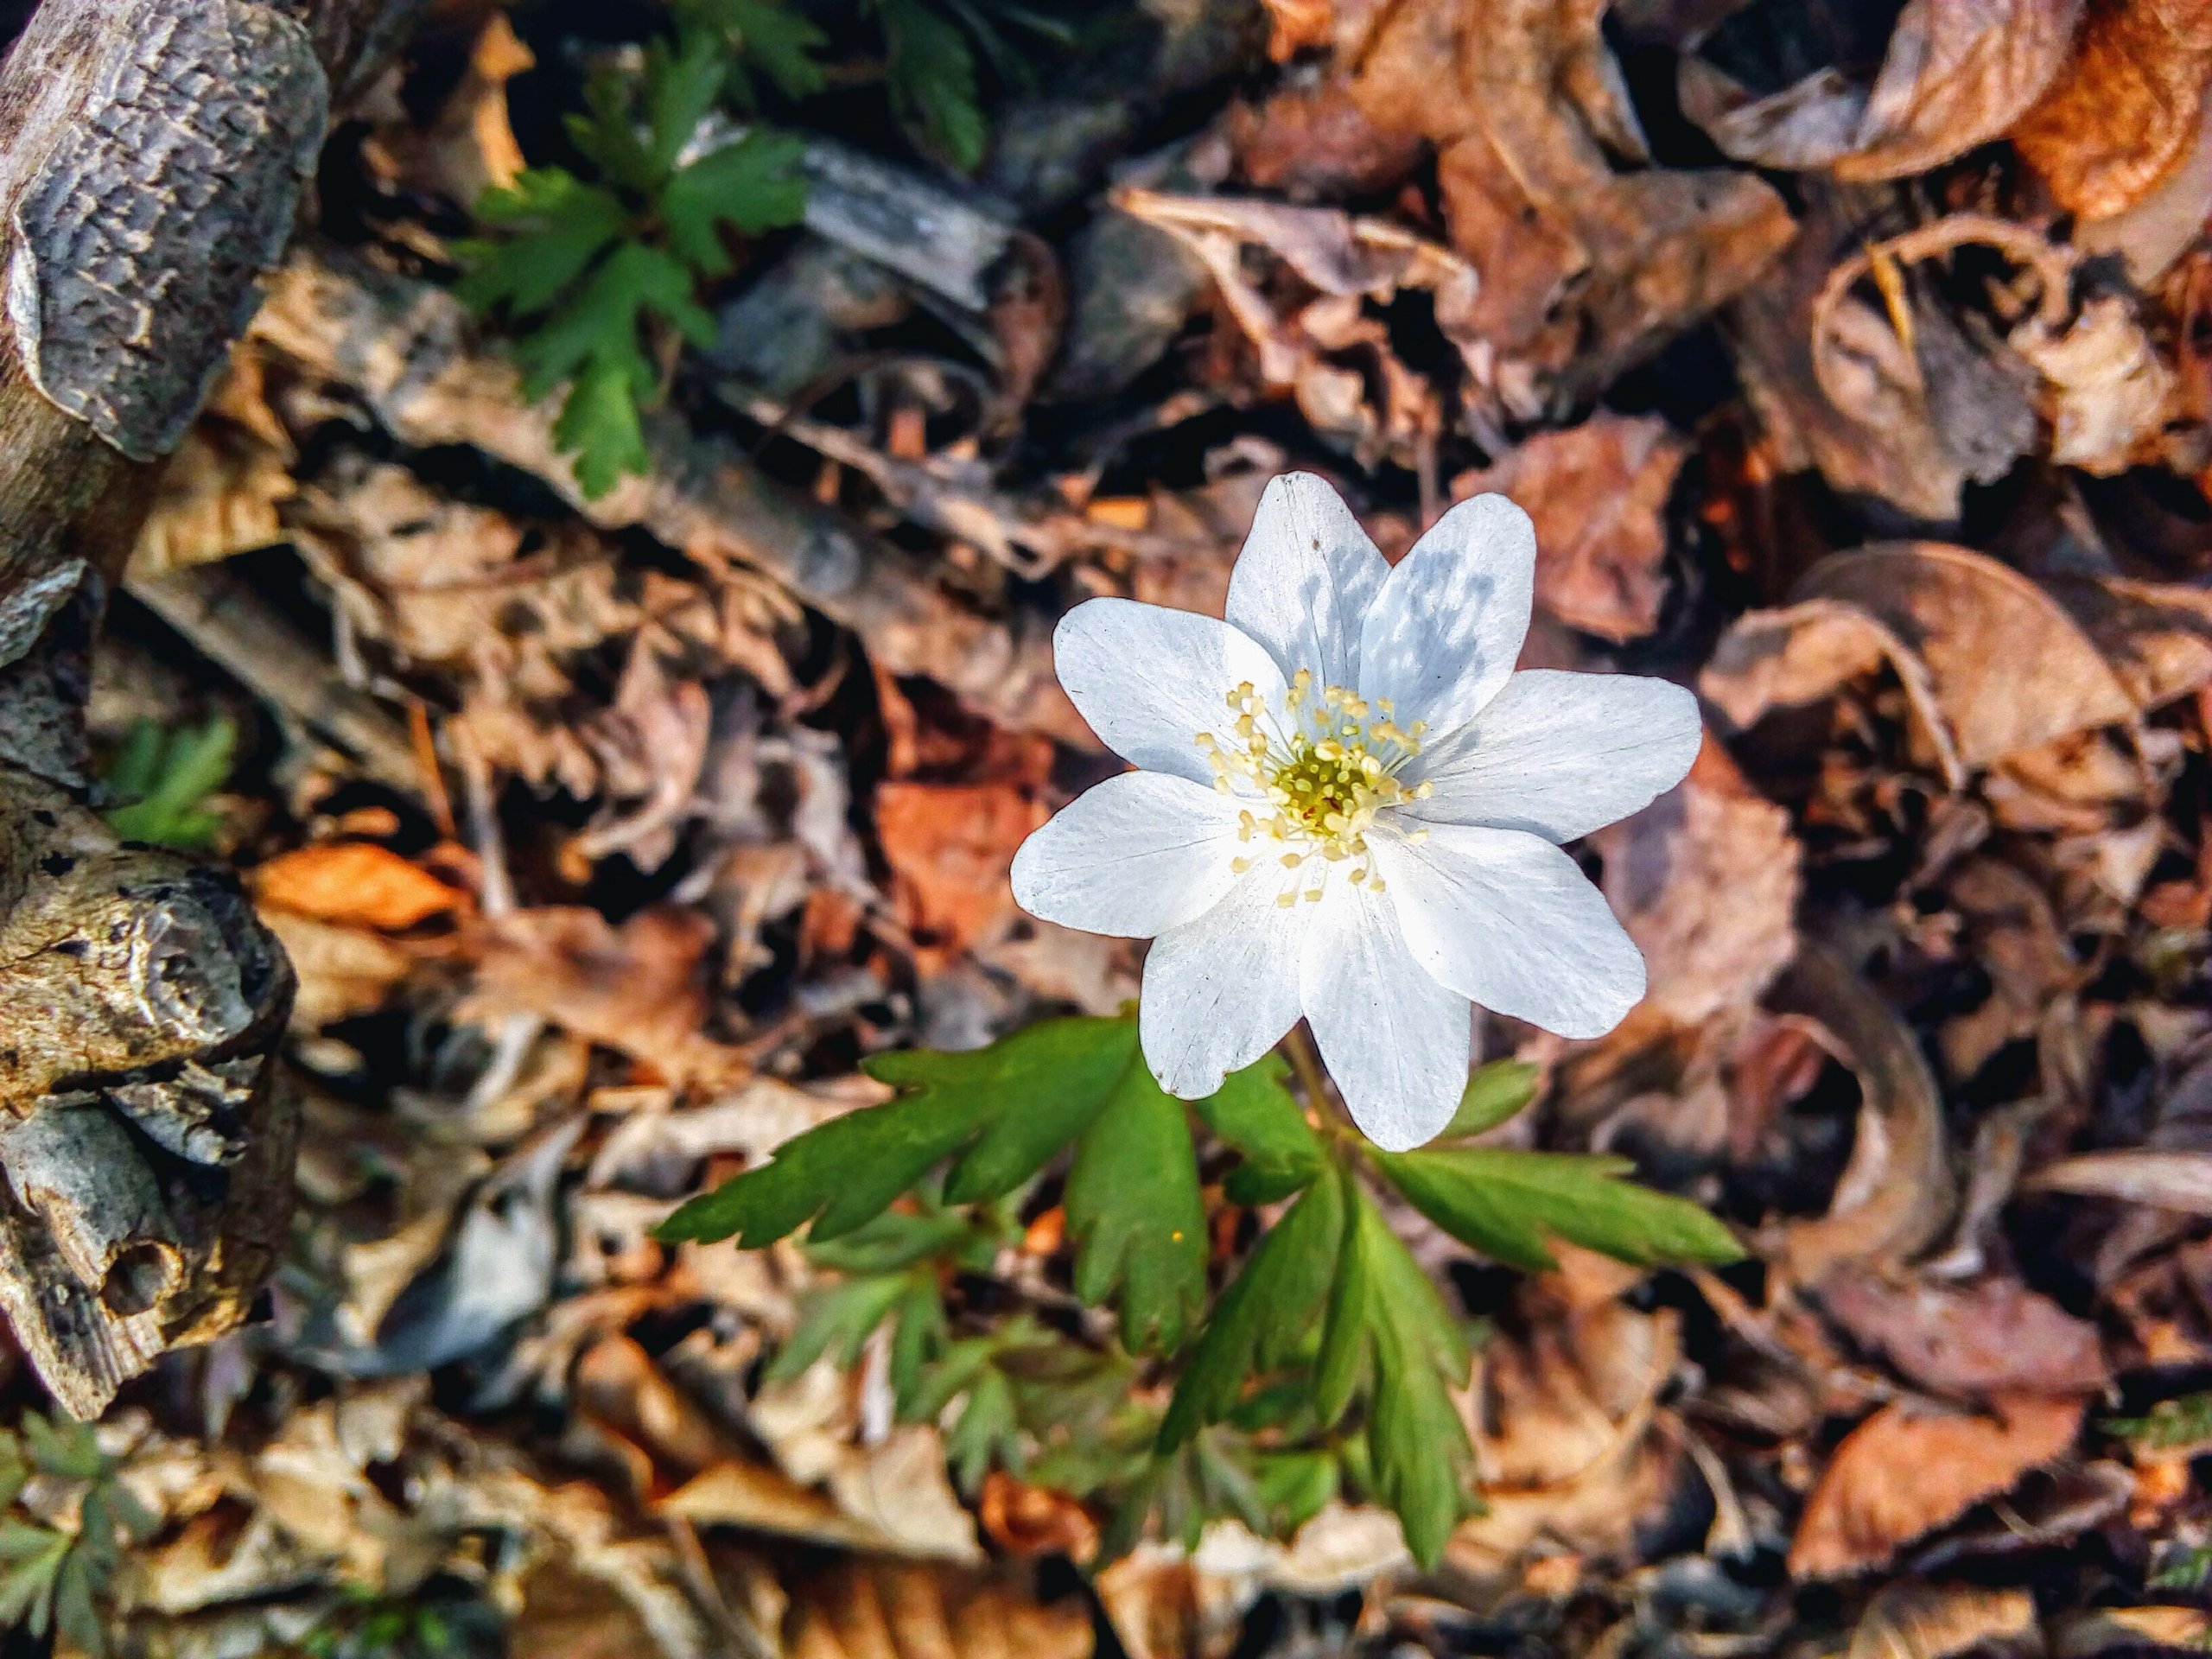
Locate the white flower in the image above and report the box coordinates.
[1011,474,1701,1150]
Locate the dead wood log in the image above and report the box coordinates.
[0,0,423,1417]
[247,245,1090,746]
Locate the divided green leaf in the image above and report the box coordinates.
[1065,1061,1208,1353]
[1314,1169,1475,1567]
[1160,1166,1343,1449]
[104,715,237,849]
[1194,1053,1324,1204]
[1441,1058,1541,1139]
[878,0,988,171]
[1373,1147,1744,1273]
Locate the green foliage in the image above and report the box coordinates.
[2107,1390,2212,1452]
[2152,1541,2212,1592]
[878,0,988,171]
[455,11,813,498]
[1440,1058,1541,1139]
[1314,1168,1477,1566]
[0,1414,156,1659]
[1373,1147,1744,1274]
[301,1583,469,1659]
[103,715,237,849]
[677,1020,1741,1568]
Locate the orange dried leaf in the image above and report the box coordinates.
[254,841,466,931]
[1789,1394,2087,1578]
[2012,0,2212,218]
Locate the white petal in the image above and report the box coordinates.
[1055,599,1289,785]
[1410,671,1703,842]
[1299,882,1471,1151]
[1140,869,1310,1098]
[1011,771,1249,938]
[1226,472,1389,690]
[1357,493,1535,737]
[1372,823,1645,1039]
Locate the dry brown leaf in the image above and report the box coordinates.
[1821,1271,2110,1396]
[979,1471,1102,1562]
[466,906,742,1084]
[1596,741,1802,1027]
[2010,294,2176,474]
[260,910,418,1030]
[2025,1150,2212,1213]
[1681,0,2082,181]
[2012,0,2212,218]
[2052,1605,2212,1656]
[1788,1393,2087,1578]
[130,424,295,580]
[1847,1581,2039,1659]
[1337,0,1793,416]
[1797,543,2137,769]
[254,842,467,931]
[1452,415,1686,642]
[788,1562,1093,1659]
[876,780,1046,969]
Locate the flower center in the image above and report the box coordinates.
[1194,671,1431,906]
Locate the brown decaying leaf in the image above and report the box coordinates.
[788,1561,1093,1659]
[254,841,467,931]
[465,906,744,1084]
[1796,543,2137,770]
[1596,741,1802,1027]
[1334,0,1795,416]
[1847,1581,2038,1659]
[2025,1150,2212,1214]
[876,781,1047,969]
[1452,414,1687,642]
[1681,0,2083,181]
[1788,1393,2087,1578]
[1820,1271,2110,1396]
[2012,0,2212,218]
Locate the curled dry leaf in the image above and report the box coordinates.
[1797,543,2137,770]
[1681,0,2082,181]
[253,842,467,931]
[1789,1392,2087,1578]
[1773,950,1955,1283]
[1452,414,1688,643]
[1820,1271,2110,1396]
[2012,0,2212,218]
[2009,294,2177,475]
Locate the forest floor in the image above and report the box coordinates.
[6,0,2212,1655]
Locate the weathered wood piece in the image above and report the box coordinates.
[0,0,420,1417]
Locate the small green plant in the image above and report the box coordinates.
[2108,1391,2212,1452]
[659,1017,1741,1566]
[456,3,817,499]
[0,1414,156,1658]
[2152,1541,2212,1592]
[299,1585,466,1659]
[103,714,238,849]
[874,0,1077,171]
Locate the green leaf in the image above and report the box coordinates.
[22,1414,105,1483]
[1313,1170,1474,1567]
[879,0,988,171]
[1374,1147,1744,1273]
[1159,1169,1344,1448]
[456,169,629,317]
[553,359,652,499]
[0,1524,65,1630]
[944,1363,1020,1491]
[766,1273,912,1382]
[696,0,832,102]
[54,1548,105,1659]
[1194,1054,1324,1205]
[513,241,709,398]
[643,29,730,175]
[1252,1447,1338,1534]
[1065,1061,1207,1354]
[661,130,807,275]
[104,716,237,849]
[1442,1059,1540,1139]
[658,1017,1137,1245]
[566,66,661,193]
[888,1275,947,1408]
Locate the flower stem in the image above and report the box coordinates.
[1284,1023,1336,1122]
